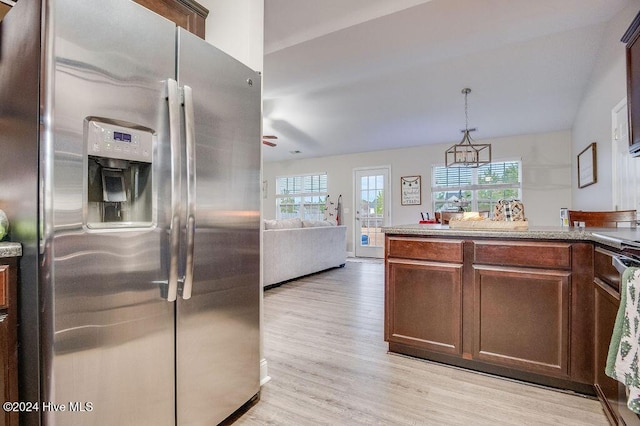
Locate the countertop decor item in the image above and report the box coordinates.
[448,211,529,230]
[445,88,491,168]
[492,199,526,222]
[0,209,8,241]
[448,218,529,230]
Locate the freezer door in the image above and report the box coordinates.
[176,29,261,425]
[46,1,176,425]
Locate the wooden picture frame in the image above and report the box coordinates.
[577,142,597,189]
[401,175,421,205]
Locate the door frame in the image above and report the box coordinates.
[353,165,391,258]
[611,97,636,211]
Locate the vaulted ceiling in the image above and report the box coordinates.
[262,0,632,162]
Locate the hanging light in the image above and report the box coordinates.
[445,88,491,168]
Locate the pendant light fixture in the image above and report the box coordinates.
[445,88,491,168]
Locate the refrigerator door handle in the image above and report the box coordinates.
[166,78,182,302]
[182,84,196,300]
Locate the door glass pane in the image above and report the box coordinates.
[359,174,384,248]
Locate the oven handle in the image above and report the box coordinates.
[613,255,640,274]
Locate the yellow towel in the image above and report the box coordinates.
[606,267,640,414]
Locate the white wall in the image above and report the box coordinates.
[264,130,572,254]
[199,0,264,72]
[572,2,639,209]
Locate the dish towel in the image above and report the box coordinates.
[606,266,640,414]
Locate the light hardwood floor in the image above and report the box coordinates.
[236,259,609,425]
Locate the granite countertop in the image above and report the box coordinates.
[0,242,22,258]
[382,224,640,251]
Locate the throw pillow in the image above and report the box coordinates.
[264,218,303,230]
[302,220,333,227]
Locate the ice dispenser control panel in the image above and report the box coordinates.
[85,119,155,228]
[87,120,153,163]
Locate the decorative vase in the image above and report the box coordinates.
[0,209,8,240]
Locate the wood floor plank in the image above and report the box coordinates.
[235,259,608,425]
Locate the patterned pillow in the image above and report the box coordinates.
[492,199,526,221]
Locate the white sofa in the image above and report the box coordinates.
[263,218,347,288]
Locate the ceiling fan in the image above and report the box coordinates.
[262,135,278,147]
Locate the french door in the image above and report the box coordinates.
[354,167,390,258]
[612,99,639,211]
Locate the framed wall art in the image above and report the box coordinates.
[401,175,421,205]
[577,142,597,189]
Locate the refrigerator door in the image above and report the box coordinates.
[176,28,261,425]
[46,1,176,425]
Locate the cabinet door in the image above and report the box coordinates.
[0,262,17,426]
[386,259,462,355]
[0,312,8,426]
[133,0,208,38]
[0,264,6,426]
[472,265,570,377]
[594,279,622,425]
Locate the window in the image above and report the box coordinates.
[276,173,328,220]
[432,161,522,215]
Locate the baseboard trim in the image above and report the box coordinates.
[260,358,271,386]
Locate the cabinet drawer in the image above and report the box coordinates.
[594,247,620,292]
[474,241,571,269]
[387,237,463,262]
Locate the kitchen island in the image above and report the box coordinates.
[382,224,640,397]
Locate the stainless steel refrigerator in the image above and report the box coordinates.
[0,0,261,424]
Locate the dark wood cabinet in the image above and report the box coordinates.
[0,3,10,21]
[386,259,463,355]
[471,240,594,383]
[471,265,570,377]
[594,276,622,425]
[593,247,640,426]
[386,238,464,355]
[0,257,18,426]
[385,235,594,393]
[0,0,209,38]
[471,241,573,377]
[623,11,640,156]
[133,0,209,39]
